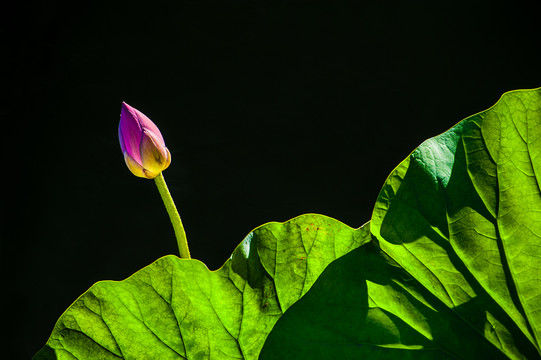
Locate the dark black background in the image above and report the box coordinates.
[3,0,540,358]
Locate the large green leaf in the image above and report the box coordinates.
[34,215,370,359]
[260,88,541,359]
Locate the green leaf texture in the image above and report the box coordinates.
[260,88,541,359]
[34,215,370,360]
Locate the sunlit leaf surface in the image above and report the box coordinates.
[34,216,369,359]
[260,88,541,359]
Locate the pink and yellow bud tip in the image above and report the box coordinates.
[118,102,171,179]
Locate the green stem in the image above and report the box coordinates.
[154,172,191,259]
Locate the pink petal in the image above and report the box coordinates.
[119,102,144,163]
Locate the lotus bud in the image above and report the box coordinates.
[118,102,171,179]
